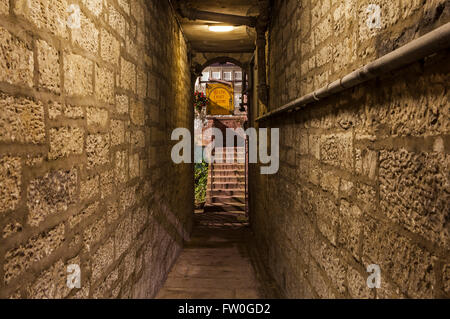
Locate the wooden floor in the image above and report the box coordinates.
[156,211,263,299]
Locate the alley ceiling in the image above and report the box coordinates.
[174,0,259,52]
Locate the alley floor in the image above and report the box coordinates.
[156,211,267,299]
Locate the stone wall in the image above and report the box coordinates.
[0,0,193,298]
[250,0,450,298]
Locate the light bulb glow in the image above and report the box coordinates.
[208,25,234,32]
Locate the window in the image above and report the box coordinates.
[223,72,232,81]
[201,72,209,81]
[212,71,221,80]
[235,71,242,81]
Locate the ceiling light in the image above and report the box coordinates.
[208,25,234,32]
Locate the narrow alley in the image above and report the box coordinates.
[0,0,449,301]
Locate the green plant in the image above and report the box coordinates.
[194,161,209,204]
[194,91,209,114]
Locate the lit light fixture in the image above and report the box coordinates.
[208,25,234,32]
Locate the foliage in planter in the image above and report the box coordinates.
[194,160,209,205]
[194,91,209,114]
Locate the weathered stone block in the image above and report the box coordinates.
[27,169,77,226]
[87,107,108,127]
[111,120,125,146]
[71,12,99,54]
[380,149,449,249]
[37,39,60,93]
[64,53,93,96]
[109,5,126,39]
[0,0,8,14]
[129,153,139,180]
[48,126,84,160]
[339,200,362,260]
[84,217,106,251]
[115,150,128,184]
[131,130,145,149]
[0,156,21,214]
[347,266,372,298]
[95,66,114,104]
[0,27,34,87]
[120,58,136,92]
[82,0,103,16]
[116,95,129,114]
[130,100,144,126]
[320,170,339,198]
[100,170,114,199]
[363,218,436,298]
[93,268,118,298]
[69,202,98,228]
[91,238,114,281]
[316,195,338,246]
[4,223,65,284]
[115,214,132,258]
[101,29,120,65]
[320,132,353,171]
[86,134,110,169]
[355,148,377,179]
[0,94,45,144]
[13,0,68,39]
[27,260,71,299]
[80,175,99,201]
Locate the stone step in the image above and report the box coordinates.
[211,196,245,204]
[212,176,245,183]
[204,203,246,212]
[212,182,245,190]
[207,189,245,197]
[210,170,245,177]
[213,164,245,170]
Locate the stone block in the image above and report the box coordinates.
[380,149,449,249]
[71,12,99,54]
[320,132,353,171]
[69,202,98,228]
[27,169,77,226]
[95,66,114,104]
[48,126,84,160]
[101,29,120,65]
[84,217,106,251]
[108,5,126,39]
[13,0,68,39]
[64,53,93,96]
[91,238,114,281]
[115,215,132,258]
[130,100,144,126]
[339,200,362,260]
[114,150,128,184]
[82,0,103,16]
[0,156,21,214]
[347,266,372,298]
[116,95,129,114]
[100,170,114,199]
[4,223,65,284]
[27,260,71,299]
[120,58,135,92]
[0,27,33,87]
[80,175,99,201]
[37,39,60,93]
[0,0,8,14]
[86,134,110,169]
[0,94,45,144]
[363,217,436,298]
[87,107,108,128]
[110,120,125,146]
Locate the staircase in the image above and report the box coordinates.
[205,147,247,219]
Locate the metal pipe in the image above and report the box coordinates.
[256,22,450,122]
[177,3,256,27]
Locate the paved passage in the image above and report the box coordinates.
[156,211,263,299]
